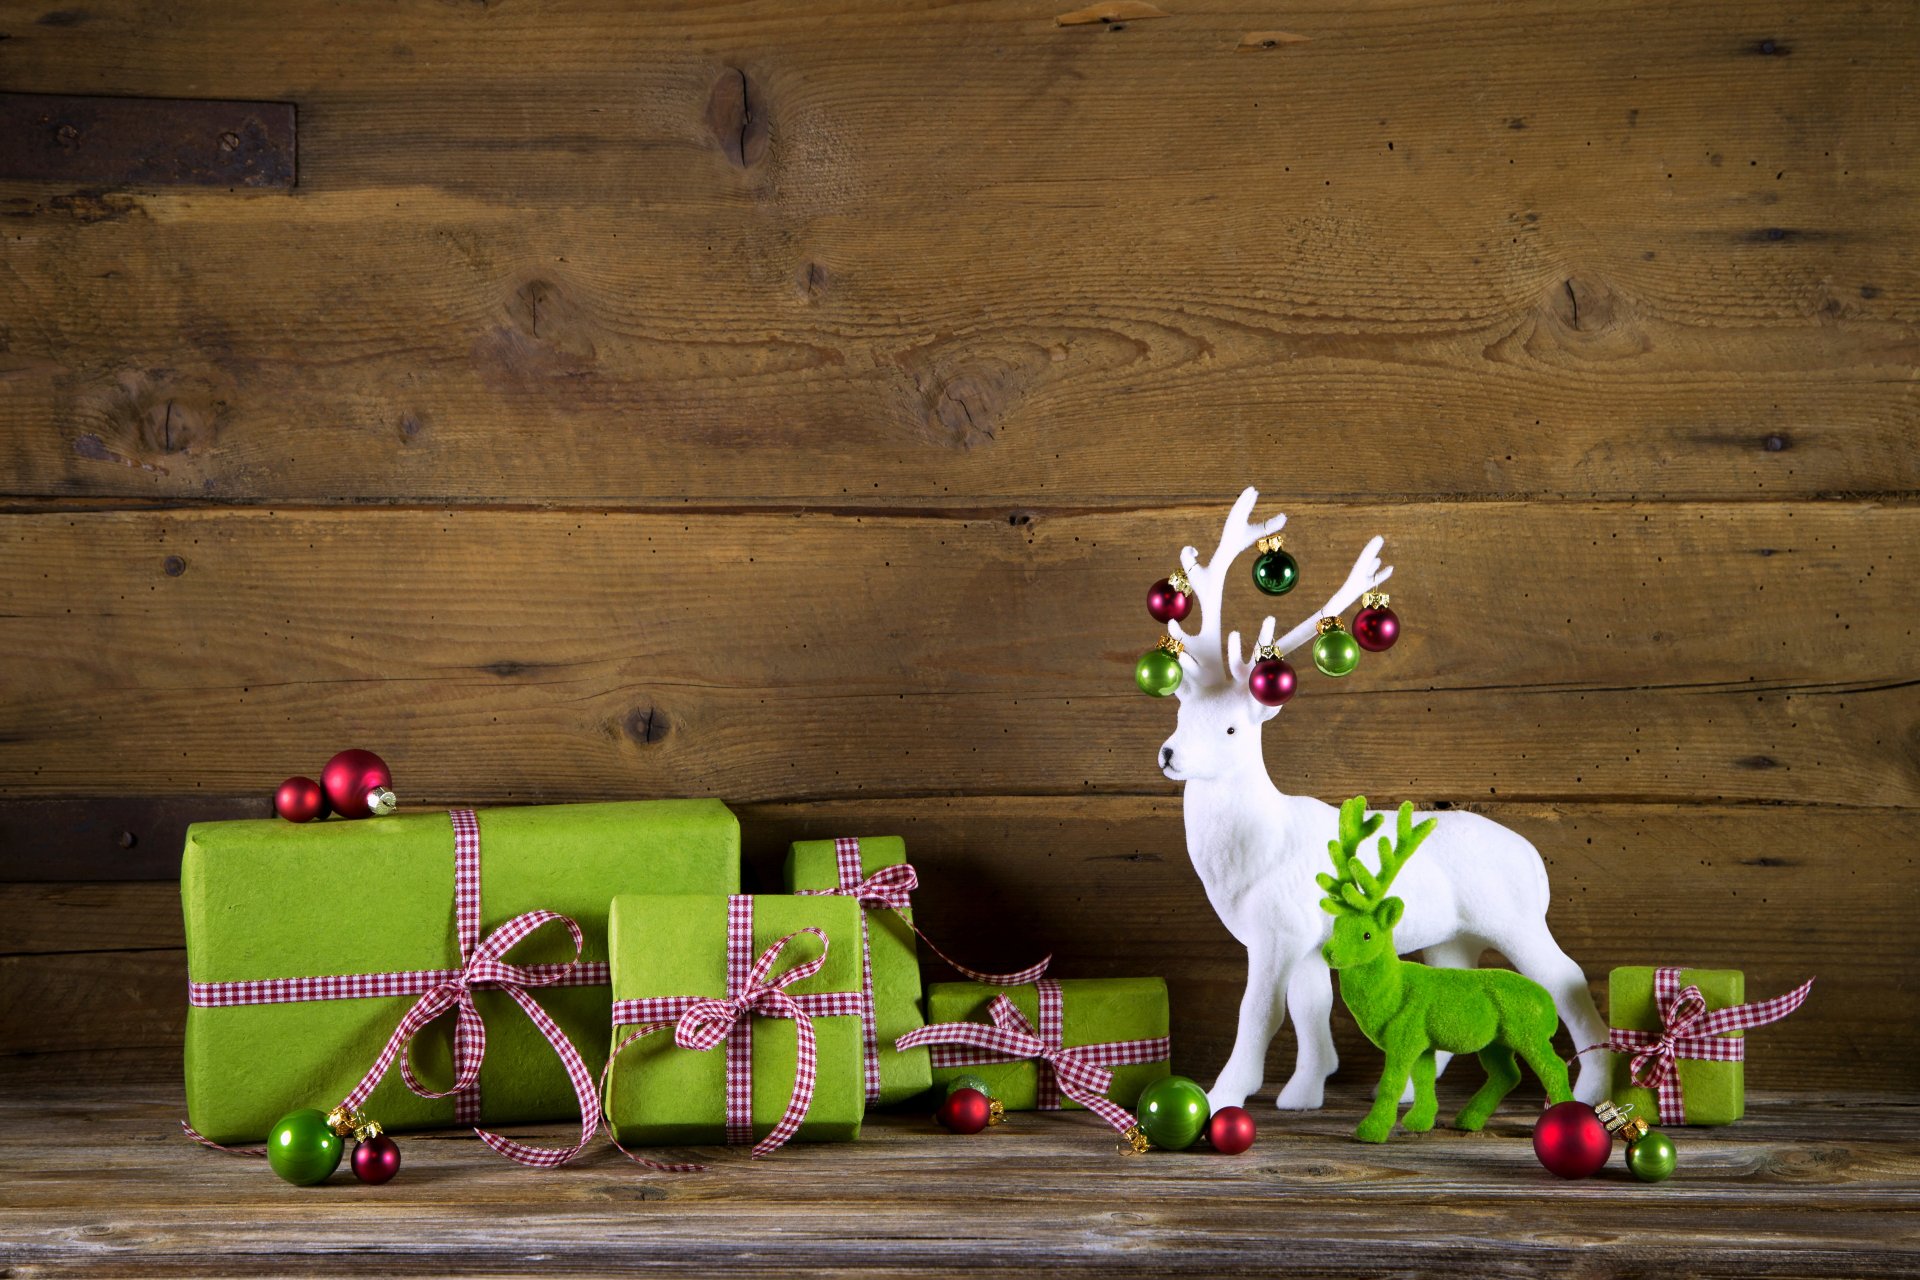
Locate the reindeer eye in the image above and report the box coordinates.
[1363,932,1372,940]
[1226,726,1236,735]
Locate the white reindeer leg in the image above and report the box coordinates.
[1487,928,1611,1105]
[1207,942,1290,1113]
[1275,949,1338,1109]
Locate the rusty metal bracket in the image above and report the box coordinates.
[0,93,296,188]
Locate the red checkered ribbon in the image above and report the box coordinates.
[893,978,1168,1137]
[604,895,865,1171]
[800,836,1051,1102]
[1594,967,1814,1124]
[184,809,606,1166]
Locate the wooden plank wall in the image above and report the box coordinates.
[1,1,1915,1097]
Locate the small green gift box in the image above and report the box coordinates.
[1607,965,1801,1127]
[921,977,1170,1111]
[180,799,740,1144]
[783,835,931,1105]
[605,894,867,1149]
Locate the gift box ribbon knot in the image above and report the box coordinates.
[184,808,605,1166]
[1595,965,1814,1124]
[894,977,1168,1138]
[799,835,1051,1102]
[605,894,865,1170]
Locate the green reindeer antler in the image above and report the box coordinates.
[1317,797,1437,917]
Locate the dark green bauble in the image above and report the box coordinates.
[266,1108,345,1186]
[1312,629,1361,678]
[946,1074,995,1099]
[1135,648,1183,697]
[1251,549,1299,596]
[1627,1131,1677,1183]
[1136,1075,1211,1151]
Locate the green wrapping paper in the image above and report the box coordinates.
[783,835,931,1104]
[925,978,1170,1111]
[1608,966,1745,1126]
[181,799,740,1143]
[605,894,866,1145]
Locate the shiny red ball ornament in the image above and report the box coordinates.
[322,749,396,820]
[1353,596,1400,652]
[1247,657,1297,707]
[351,1134,401,1185]
[274,776,329,824]
[1533,1101,1612,1179]
[937,1087,994,1135]
[1147,578,1192,624]
[1205,1105,1257,1155]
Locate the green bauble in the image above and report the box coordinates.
[1626,1131,1677,1183]
[946,1074,994,1099]
[266,1109,344,1186]
[1135,648,1183,697]
[1251,549,1299,596]
[1136,1075,1210,1151]
[1311,629,1361,678]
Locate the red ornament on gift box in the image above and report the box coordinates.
[322,749,397,819]
[274,776,329,824]
[351,1134,402,1185]
[1532,1101,1612,1178]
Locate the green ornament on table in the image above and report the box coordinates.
[1135,637,1185,697]
[1627,1130,1677,1183]
[266,1108,344,1186]
[1136,1075,1210,1151]
[946,1074,995,1100]
[1250,535,1298,596]
[1311,617,1360,678]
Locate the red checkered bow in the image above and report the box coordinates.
[605,896,866,1171]
[893,978,1169,1138]
[1595,967,1814,1124]
[802,837,1052,1102]
[185,809,606,1167]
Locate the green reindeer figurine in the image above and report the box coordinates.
[1318,797,1573,1143]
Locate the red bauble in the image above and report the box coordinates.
[351,1135,401,1185]
[322,749,396,819]
[937,1087,993,1135]
[1147,579,1192,624]
[1532,1101,1612,1179]
[1353,604,1400,652]
[274,776,329,823]
[1247,657,1297,707]
[1205,1105,1257,1155]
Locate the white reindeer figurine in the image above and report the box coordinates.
[1157,488,1608,1112]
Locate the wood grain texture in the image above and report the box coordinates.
[1,1081,1916,1277]
[4,801,1909,1092]
[0,1,1914,502]
[2,503,1913,805]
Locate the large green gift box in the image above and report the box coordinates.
[605,894,866,1147]
[181,799,740,1143]
[1608,966,1745,1126]
[783,835,931,1104]
[924,977,1170,1111]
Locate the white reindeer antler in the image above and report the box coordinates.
[1233,536,1393,678]
[1167,487,1287,690]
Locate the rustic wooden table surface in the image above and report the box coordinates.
[3,1081,1914,1278]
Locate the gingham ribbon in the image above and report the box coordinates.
[893,977,1168,1137]
[800,836,1051,1102]
[185,809,606,1166]
[604,895,865,1171]
[1594,967,1814,1124]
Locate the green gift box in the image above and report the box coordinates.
[1608,966,1745,1126]
[605,894,866,1147]
[783,835,931,1105]
[924,977,1170,1111]
[181,799,740,1144]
